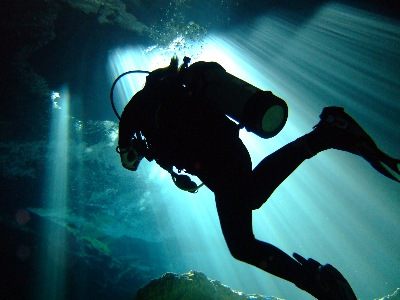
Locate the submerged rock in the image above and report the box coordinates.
[58,0,148,33]
[134,270,283,300]
[375,288,400,300]
[135,271,400,300]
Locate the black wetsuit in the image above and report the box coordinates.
[119,64,313,288]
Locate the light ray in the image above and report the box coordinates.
[35,85,70,299]
[107,3,399,299]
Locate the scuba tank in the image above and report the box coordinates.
[181,60,288,139]
[111,56,289,193]
[111,58,204,193]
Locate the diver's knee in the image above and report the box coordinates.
[226,242,252,262]
[228,247,248,262]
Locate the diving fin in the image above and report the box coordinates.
[362,145,400,183]
[293,252,357,300]
[313,106,400,183]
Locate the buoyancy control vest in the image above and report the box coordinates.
[112,56,289,192]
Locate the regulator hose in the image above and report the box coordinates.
[110,67,204,193]
[110,70,149,120]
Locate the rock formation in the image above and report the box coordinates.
[134,270,283,300]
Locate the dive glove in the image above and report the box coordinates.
[118,146,140,171]
[293,252,357,300]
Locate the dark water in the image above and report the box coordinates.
[1,1,399,299]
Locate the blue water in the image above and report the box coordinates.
[2,1,399,299]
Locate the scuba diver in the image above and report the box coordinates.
[113,56,400,299]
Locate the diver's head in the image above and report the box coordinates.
[146,56,179,84]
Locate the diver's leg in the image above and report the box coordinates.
[250,106,400,208]
[250,137,312,207]
[216,192,357,299]
[214,194,305,285]
[215,191,358,299]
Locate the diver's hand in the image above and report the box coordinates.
[119,146,140,171]
[293,253,357,300]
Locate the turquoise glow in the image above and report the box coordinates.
[36,86,71,299]
[107,3,399,299]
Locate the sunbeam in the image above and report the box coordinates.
[4,0,400,299]
[107,3,399,299]
[34,86,70,299]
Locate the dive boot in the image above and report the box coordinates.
[311,106,400,183]
[294,252,357,300]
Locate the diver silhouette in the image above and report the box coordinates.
[115,56,400,299]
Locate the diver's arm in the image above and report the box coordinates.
[118,88,150,148]
[118,98,138,148]
[118,92,143,170]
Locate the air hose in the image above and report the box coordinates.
[110,67,204,193]
[110,70,149,120]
